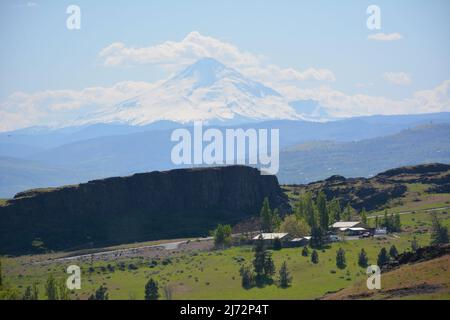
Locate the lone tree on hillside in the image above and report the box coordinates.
[358,249,368,268]
[430,214,449,245]
[145,278,159,300]
[278,262,292,288]
[336,248,346,269]
[301,246,309,257]
[389,245,399,259]
[239,264,254,289]
[311,250,319,264]
[377,247,390,267]
[213,224,232,249]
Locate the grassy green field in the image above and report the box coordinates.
[1,207,448,300]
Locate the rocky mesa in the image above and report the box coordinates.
[0,165,289,254]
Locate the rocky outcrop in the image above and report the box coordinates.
[288,163,450,211]
[0,166,289,254]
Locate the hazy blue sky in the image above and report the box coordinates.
[0,0,449,130]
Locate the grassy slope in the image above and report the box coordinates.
[323,254,450,300]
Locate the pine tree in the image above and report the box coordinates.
[239,265,254,289]
[272,208,281,231]
[430,214,449,245]
[377,247,390,267]
[260,197,273,232]
[329,198,341,222]
[263,252,276,277]
[310,226,325,248]
[0,257,2,288]
[303,192,316,228]
[336,248,346,269]
[145,279,159,300]
[252,237,275,285]
[389,245,398,259]
[317,191,329,230]
[360,208,367,225]
[301,246,309,257]
[45,274,58,300]
[278,261,292,288]
[253,237,266,277]
[311,250,319,264]
[343,203,352,221]
[358,249,368,268]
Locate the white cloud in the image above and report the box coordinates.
[99,32,260,69]
[0,81,156,131]
[368,32,403,41]
[278,80,450,118]
[383,72,412,86]
[98,31,335,83]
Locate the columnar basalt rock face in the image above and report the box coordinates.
[0,166,289,254]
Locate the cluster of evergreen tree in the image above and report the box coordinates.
[239,237,292,289]
[294,192,340,248]
[260,198,281,232]
[380,210,401,232]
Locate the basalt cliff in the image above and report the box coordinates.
[0,166,289,254]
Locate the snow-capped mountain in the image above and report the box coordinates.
[78,58,303,125]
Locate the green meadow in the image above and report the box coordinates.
[2,208,448,300]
